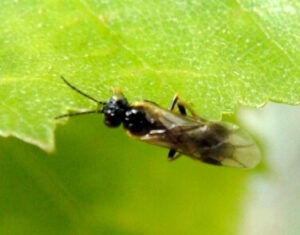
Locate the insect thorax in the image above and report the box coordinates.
[123,108,153,134]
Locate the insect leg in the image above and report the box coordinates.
[169,94,201,119]
[169,94,188,116]
[168,94,185,159]
[168,149,181,161]
[177,103,187,115]
[169,94,179,111]
[177,101,200,119]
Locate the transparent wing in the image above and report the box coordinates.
[219,123,261,169]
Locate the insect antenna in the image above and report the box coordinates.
[55,76,107,120]
[59,75,105,104]
[55,110,102,119]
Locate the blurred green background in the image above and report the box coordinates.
[0,114,250,235]
[1,104,300,235]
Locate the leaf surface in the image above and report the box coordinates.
[0,0,299,150]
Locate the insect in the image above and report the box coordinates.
[56,76,261,168]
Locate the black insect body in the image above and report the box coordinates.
[97,95,155,134]
[56,76,261,168]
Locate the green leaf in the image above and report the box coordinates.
[0,0,299,150]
